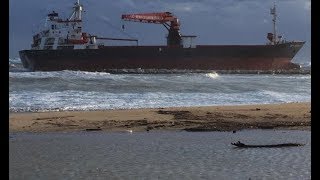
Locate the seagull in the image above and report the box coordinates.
[127,129,133,133]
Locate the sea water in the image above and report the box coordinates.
[9,58,310,112]
[9,130,311,179]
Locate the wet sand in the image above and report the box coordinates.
[9,102,310,133]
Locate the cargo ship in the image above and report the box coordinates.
[19,0,305,72]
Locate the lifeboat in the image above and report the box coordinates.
[68,33,88,44]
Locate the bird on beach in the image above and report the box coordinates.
[127,129,133,133]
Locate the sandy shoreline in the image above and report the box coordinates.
[9,102,311,133]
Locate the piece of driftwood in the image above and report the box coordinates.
[231,141,304,148]
[85,128,102,131]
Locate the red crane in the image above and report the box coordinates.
[121,12,182,46]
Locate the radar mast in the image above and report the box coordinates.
[69,0,83,21]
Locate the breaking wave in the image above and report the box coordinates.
[205,72,219,79]
[9,58,30,72]
[9,71,310,112]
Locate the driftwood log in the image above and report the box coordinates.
[85,128,102,131]
[231,141,304,148]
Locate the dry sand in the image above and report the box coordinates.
[9,102,311,133]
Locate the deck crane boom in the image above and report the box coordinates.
[121,12,182,46]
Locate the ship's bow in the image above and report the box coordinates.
[287,41,306,69]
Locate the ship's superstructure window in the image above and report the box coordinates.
[43,45,53,50]
[45,38,55,45]
[58,38,65,45]
[57,45,74,50]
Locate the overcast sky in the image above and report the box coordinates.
[9,0,311,61]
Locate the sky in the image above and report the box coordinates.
[9,0,311,61]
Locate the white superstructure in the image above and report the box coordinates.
[31,0,98,50]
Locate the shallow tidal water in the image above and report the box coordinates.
[10,130,310,179]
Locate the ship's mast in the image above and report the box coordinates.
[270,2,277,45]
[69,0,83,21]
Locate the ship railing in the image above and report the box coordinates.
[96,37,139,46]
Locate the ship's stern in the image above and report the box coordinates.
[19,50,35,71]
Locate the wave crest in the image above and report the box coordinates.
[205,72,219,79]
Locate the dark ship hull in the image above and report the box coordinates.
[19,41,304,72]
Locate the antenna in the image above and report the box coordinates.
[270,2,277,44]
[69,0,83,20]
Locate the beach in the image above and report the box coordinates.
[9,102,310,133]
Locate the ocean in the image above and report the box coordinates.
[9,58,311,112]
